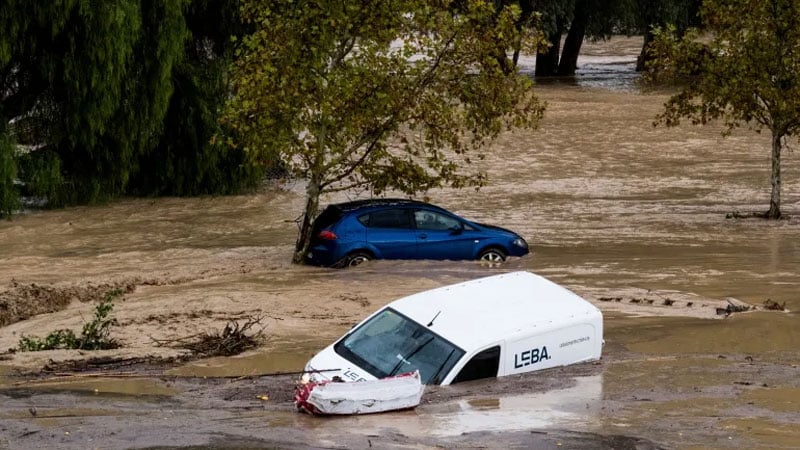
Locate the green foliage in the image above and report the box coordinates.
[18,290,121,352]
[612,0,699,35]
[648,1,800,134]
[18,329,78,352]
[1,0,261,213]
[226,0,546,262]
[57,0,188,202]
[78,290,120,350]
[129,0,265,196]
[645,0,800,218]
[520,0,575,36]
[0,133,20,217]
[0,0,183,204]
[641,24,708,86]
[16,149,64,207]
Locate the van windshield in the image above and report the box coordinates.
[334,308,465,385]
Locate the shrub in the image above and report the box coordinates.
[18,290,122,351]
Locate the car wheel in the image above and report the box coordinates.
[478,248,507,264]
[345,252,373,268]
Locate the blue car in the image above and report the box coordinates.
[305,199,529,267]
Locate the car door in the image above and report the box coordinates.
[362,208,417,259]
[413,210,477,260]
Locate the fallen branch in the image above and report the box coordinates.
[763,299,786,311]
[155,316,267,357]
[150,332,205,346]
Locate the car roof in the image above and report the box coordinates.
[328,198,443,213]
[387,271,600,352]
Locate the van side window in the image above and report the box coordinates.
[451,346,500,384]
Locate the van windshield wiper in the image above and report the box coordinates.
[390,336,434,376]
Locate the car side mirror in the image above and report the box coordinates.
[449,224,464,235]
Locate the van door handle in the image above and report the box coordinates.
[418,233,427,239]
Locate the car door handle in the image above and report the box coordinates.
[418,233,427,239]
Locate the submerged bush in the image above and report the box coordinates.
[18,290,122,351]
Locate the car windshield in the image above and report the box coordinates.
[334,308,465,384]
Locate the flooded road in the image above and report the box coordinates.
[1,36,799,449]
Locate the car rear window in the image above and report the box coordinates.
[313,206,343,233]
[357,209,413,229]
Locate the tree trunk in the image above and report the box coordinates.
[767,131,782,219]
[513,0,535,70]
[636,30,655,72]
[558,0,588,76]
[535,31,561,77]
[494,47,511,75]
[292,180,322,264]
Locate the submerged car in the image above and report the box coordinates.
[303,271,603,385]
[305,199,529,267]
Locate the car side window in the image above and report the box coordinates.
[414,210,460,231]
[451,346,500,384]
[359,209,413,229]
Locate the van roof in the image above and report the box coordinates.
[389,271,600,352]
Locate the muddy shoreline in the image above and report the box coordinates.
[2,334,795,449]
[0,353,654,449]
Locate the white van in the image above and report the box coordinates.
[304,271,603,385]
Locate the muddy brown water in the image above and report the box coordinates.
[1,37,799,449]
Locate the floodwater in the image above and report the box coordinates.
[1,36,799,448]
[345,375,605,437]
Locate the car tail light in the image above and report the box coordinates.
[318,230,338,240]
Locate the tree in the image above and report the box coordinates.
[518,0,699,77]
[557,0,590,75]
[225,0,546,264]
[0,132,19,217]
[628,0,701,72]
[553,0,631,76]
[1,1,265,214]
[128,0,266,196]
[520,0,574,76]
[0,0,187,206]
[646,0,800,219]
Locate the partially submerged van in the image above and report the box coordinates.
[304,271,603,385]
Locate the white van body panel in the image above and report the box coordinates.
[502,321,602,376]
[305,271,603,385]
[305,343,378,383]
